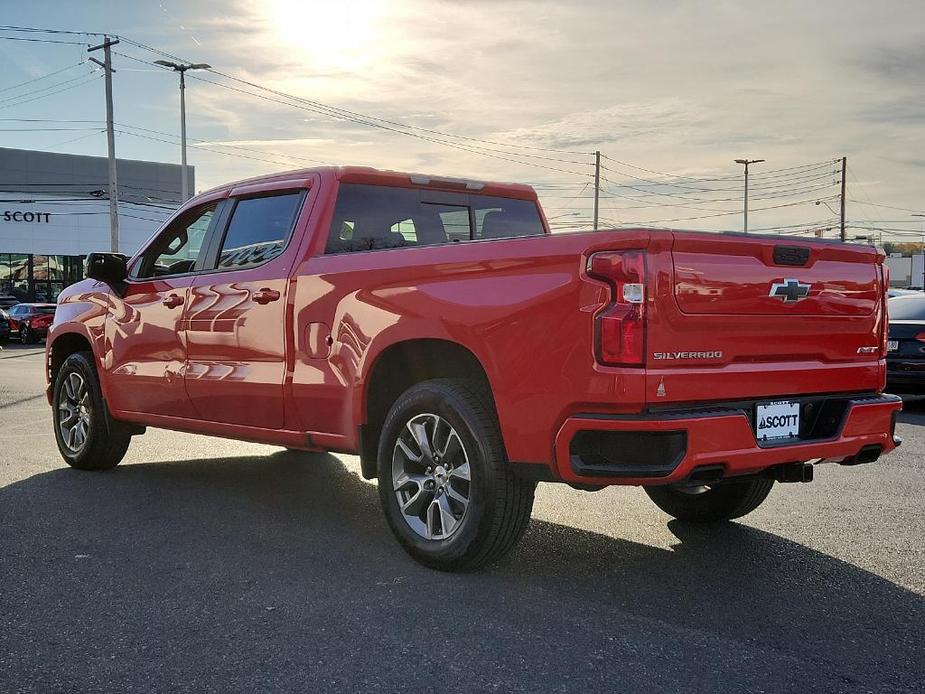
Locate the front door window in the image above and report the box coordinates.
[133,203,217,279]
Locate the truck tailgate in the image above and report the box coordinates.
[645,231,886,404]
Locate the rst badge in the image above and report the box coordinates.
[769,278,811,303]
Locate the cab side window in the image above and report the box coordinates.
[133,203,217,279]
[324,184,545,254]
[212,192,303,270]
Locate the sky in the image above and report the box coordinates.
[0,0,923,240]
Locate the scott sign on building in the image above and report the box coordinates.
[3,210,51,223]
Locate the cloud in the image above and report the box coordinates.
[52,0,921,235]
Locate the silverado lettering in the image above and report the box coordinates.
[652,351,724,360]
[44,165,902,571]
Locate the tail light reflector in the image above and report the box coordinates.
[880,265,890,357]
[586,250,646,366]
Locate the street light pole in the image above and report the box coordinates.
[734,158,764,233]
[154,60,211,202]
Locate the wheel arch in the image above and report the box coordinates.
[47,328,96,395]
[358,338,499,479]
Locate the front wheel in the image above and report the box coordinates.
[377,378,536,571]
[53,352,132,470]
[20,326,34,344]
[644,478,775,522]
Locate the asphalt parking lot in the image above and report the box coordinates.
[0,343,923,692]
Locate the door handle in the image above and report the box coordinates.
[252,288,281,304]
[162,293,184,309]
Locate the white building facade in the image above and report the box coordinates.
[0,147,191,302]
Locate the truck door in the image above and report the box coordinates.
[107,201,220,418]
[183,189,308,429]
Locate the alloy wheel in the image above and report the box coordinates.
[392,413,471,540]
[58,372,90,454]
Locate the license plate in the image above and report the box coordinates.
[756,401,800,441]
[888,340,899,352]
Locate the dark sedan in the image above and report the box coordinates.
[887,294,925,394]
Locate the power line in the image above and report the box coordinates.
[0,127,100,132]
[599,154,835,183]
[25,129,105,152]
[114,127,314,168]
[848,198,924,215]
[0,68,98,106]
[0,74,101,112]
[0,117,102,123]
[597,161,837,195]
[0,62,87,95]
[112,48,595,176]
[0,34,87,46]
[114,121,331,167]
[117,38,592,157]
[0,25,104,37]
[180,71,594,176]
[615,195,840,226]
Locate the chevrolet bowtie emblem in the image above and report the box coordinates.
[769,278,811,303]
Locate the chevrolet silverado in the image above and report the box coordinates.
[45,166,901,570]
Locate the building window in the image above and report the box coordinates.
[0,253,84,302]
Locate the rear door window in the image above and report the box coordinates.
[213,192,304,270]
[325,184,544,254]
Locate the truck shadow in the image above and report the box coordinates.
[1,451,922,691]
[896,394,925,425]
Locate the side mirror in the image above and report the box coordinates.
[86,252,128,286]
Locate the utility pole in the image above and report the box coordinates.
[88,36,120,252]
[154,60,211,202]
[839,155,847,242]
[734,158,764,232]
[593,150,601,230]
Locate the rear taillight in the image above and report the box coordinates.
[586,250,646,366]
[880,265,890,357]
[915,332,925,343]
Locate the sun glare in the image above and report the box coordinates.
[268,0,384,71]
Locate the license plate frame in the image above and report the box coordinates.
[755,400,801,442]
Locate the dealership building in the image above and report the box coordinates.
[0,146,192,302]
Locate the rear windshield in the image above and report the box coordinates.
[889,295,925,320]
[325,183,545,254]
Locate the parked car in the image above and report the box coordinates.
[888,287,920,298]
[45,166,902,570]
[8,303,56,344]
[886,294,925,394]
[0,294,19,309]
[0,308,9,344]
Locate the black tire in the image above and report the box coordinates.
[52,351,132,471]
[20,326,34,345]
[644,478,774,522]
[377,378,536,571]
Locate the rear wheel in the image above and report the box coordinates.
[644,478,774,522]
[53,352,132,471]
[377,378,536,571]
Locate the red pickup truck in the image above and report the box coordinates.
[46,166,901,570]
